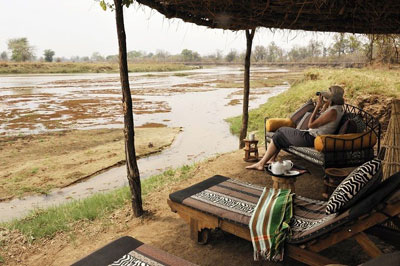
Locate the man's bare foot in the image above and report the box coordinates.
[246,163,264,171]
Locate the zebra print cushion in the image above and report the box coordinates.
[326,159,382,215]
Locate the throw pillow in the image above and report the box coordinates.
[325,159,382,215]
[290,99,315,126]
[338,119,358,134]
[296,112,312,130]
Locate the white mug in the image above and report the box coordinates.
[282,160,293,172]
[249,133,255,141]
[268,162,286,175]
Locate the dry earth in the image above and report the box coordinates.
[0,127,180,199]
[1,149,398,266]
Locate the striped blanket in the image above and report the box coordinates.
[249,188,293,261]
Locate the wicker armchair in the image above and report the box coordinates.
[264,103,381,169]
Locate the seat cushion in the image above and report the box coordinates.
[314,132,378,152]
[338,119,358,134]
[289,99,315,126]
[287,146,324,166]
[265,118,295,132]
[289,195,349,244]
[326,159,382,215]
[169,175,264,225]
[296,112,312,130]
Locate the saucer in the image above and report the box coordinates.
[282,170,300,176]
[264,167,302,177]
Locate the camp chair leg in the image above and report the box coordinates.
[354,232,382,258]
[189,217,211,244]
[189,217,199,242]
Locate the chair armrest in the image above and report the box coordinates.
[265,118,295,132]
[314,131,378,152]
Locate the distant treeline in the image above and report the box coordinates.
[1,33,399,65]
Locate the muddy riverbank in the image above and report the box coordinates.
[0,66,299,221]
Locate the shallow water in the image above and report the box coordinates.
[0,66,289,222]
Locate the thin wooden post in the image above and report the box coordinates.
[239,28,255,149]
[114,0,143,217]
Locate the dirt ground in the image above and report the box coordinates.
[0,127,180,199]
[1,148,398,266]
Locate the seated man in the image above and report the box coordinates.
[246,86,345,171]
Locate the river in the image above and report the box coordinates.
[0,66,289,222]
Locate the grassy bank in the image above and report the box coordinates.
[0,62,198,74]
[0,128,180,199]
[227,68,400,136]
[3,164,196,240]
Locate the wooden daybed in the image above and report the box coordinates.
[167,173,400,266]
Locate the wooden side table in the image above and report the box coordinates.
[243,139,259,162]
[272,176,297,193]
[322,167,354,199]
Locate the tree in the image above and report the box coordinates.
[215,49,223,61]
[348,35,362,54]
[225,50,237,62]
[330,33,349,57]
[7,38,34,62]
[253,45,267,62]
[43,49,55,62]
[266,42,283,62]
[91,52,105,61]
[154,49,169,61]
[0,51,7,61]
[127,50,143,61]
[307,40,322,58]
[239,29,255,149]
[112,0,143,217]
[181,49,200,62]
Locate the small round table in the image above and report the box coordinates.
[272,176,297,193]
[322,167,354,199]
[243,139,259,162]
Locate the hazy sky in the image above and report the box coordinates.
[0,0,335,58]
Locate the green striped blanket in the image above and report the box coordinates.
[249,188,293,261]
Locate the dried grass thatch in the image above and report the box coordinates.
[136,0,400,33]
[382,99,400,179]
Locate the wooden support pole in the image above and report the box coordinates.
[239,28,255,149]
[114,0,143,217]
[354,232,382,258]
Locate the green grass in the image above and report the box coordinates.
[3,164,196,240]
[0,62,199,74]
[0,254,4,263]
[226,68,400,137]
[216,78,286,89]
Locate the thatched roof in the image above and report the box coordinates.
[136,0,400,34]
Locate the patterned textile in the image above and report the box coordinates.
[289,195,347,244]
[170,176,264,225]
[249,188,293,262]
[326,159,382,215]
[324,149,375,168]
[288,146,324,165]
[73,236,196,266]
[110,250,164,266]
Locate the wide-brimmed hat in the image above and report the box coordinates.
[321,85,344,105]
